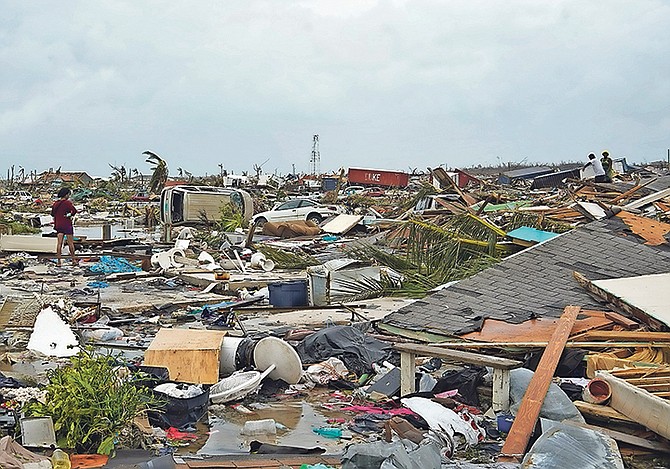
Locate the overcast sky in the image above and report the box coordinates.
[2,1,670,177]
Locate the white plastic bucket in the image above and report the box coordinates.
[219,337,245,375]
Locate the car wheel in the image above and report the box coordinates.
[254,217,268,229]
[306,213,322,224]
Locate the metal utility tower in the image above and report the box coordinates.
[310,134,320,175]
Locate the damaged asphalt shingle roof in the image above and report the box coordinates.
[382,216,670,336]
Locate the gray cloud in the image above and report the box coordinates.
[2,0,670,177]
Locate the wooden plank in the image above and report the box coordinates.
[394,343,521,369]
[609,178,656,204]
[492,368,511,412]
[637,383,670,392]
[609,367,670,378]
[624,187,670,209]
[581,331,670,341]
[628,377,670,385]
[143,328,226,384]
[431,341,670,348]
[574,400,636,424]
[500,305,581,462]
[400,351,416,396]
[573,271,666,331]
[604,311,639,329]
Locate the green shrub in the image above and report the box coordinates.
[26,349,159,455]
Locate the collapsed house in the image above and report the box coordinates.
[381,211,670,338]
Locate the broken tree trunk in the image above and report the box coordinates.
[499,305,581,462]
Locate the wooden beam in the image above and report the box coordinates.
[492,368,511,412]
[603,311,639,329]
[400,350,416,396]
[581,331,670,341]
[574,400,636,424]
[624,187,670,210]
[609,178,656,204]
[500,305,581,462]
[430,341,670,349]
[573,271,666,331]
[394,343,521,369]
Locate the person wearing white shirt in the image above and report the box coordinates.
[583,153,607,183]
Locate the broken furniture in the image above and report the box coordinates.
[394,343,522,411]
[143,328,226,384]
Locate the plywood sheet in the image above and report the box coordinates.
[143,328,226,384]
[616,211,670,246]
[321,214,363,235]
[462,311,612,343]
[592,273,670,328]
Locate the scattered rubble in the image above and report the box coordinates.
[1,161,670,468]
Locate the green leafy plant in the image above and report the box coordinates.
[217,202,248,231]
[26,349,159,456]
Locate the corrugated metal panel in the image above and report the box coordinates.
[347,167,409,187]
[530,168,581,189]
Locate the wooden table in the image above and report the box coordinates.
[395,342,522,411]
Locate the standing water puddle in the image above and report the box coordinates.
[197,401,346,456]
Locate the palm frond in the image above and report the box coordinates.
[255,245,320,269]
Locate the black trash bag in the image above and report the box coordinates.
[295,326,395,377]
[559,382,585,401]
[250,441,325,454]
[432,365,487,406]
[524,349,587,378]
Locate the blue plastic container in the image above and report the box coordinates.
[268,280,308,307]
[497,413,514,433]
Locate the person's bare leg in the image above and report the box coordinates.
[56,233,64,266]
[66,235,78,265]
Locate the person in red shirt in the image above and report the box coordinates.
[51,187,78,266]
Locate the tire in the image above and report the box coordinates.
[306,213,322,224]
[254,217,268,229]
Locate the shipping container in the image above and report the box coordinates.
[347,167,409,188]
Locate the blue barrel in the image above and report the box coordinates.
[268,280,308,307]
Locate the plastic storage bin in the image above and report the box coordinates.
[147,384,210,429]
[268,280,308,307]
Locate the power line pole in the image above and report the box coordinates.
[310,134,320,176]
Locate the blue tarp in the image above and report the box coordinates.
[89,256,141,274]
[507,226,560,244]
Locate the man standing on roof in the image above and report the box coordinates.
[583,153,607,183]
[601,150,614,183]
[51,187,78,267]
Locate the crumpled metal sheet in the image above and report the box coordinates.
[521,419,623,469]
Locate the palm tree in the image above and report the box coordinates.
[109,164,127,185]
[143,151,169,194]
